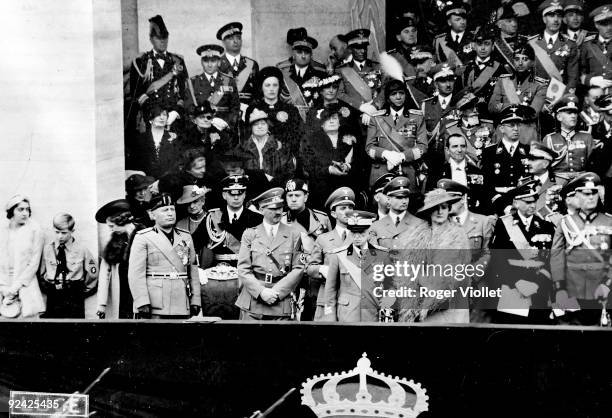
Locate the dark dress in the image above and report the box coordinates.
[125,129,183,178]
[245,99,304,157]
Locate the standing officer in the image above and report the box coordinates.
[216,22,259,108]
[322,210,396,322]
[489,178,555,324]
[543,94,595,179]
[128,15,188,131]
[368,176,429,251]
[304,187,355,321]
[366,80,427,192]
[551,172,612,325]
[387,17,422,78]
[370,173,395,219]
[185,44,240,134]
[422,63,458,138]
[563,0,595,47]
[482,105,530,214]
[494,5,521,71]
[579,5,612,90]
[235,188,305,320]
[523,142,567,219]
[433,1,475,67]
[128,193,201,319]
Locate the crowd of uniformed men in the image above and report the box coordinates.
[15,0,612,324]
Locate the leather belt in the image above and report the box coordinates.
[254,271,284,285]
[214,254,239,261]
[146,272,187,279]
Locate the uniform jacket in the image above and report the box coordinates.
[184,72,240,128]
[0,220,45,318]
[181,124,233,156]
[422,95,455,133]
[482,141,530,203]
[218,54,259,104]
[387,46,418,77]
[530,33,579,89]
[535,173,568,219]
[580,36,612,86]
[368,211,429,251]
[440,118,496,167]
[565,29,595,47]
[335,58,382,110]
[281,208,332,242]
[551,211,612,300]
[493,35,518,70]
[365,108,428,190]
[543,131,594,175]
[453,211,495,267]
[459,58,511,114]
[588,120,612,178]
[128,226,201,315]
[488,73,547,116]
[431,160,486,214]
[489,212,555,307]
[322,243,394,322]
[39,238,98,295]
[434,31,476,66]
[129,50,188,113]
[125,129,181,179]
[235,223,304,317]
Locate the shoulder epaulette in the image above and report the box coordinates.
[584,34,597,42]
[136,227,153,235]
[370,242,388,251]
[534,76,548,84]
[219,71,233,78]
[175,227,189,234]
[527,34,539,41]
[605,213,612,218]
[435,33,445,39]
[445,120,459,128]
[408,109,423,115]
[276,60,291,69]
[386,48,398,54]
[312,208,328,216]
[481,119,493,124]
[485,142,498,148]
[422,96,435,102]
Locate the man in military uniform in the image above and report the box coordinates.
[482,105,530,215]
[579,5,612,90]
[365,80,427,192]
[305,187,355,321]
[543,94,595,179]
[551,172,612,325]
[277,28,326,118]
[523,142,567,219]
[488,40,547,144]
[336,29,382,117]
[459,25,511,118]
[184,44,240,136]
[494,5,521,71]
[235,188,305,321]
[216,22,259,109]
[489,178,555,324]
[369,173,394,219]
[422,63,458,138]
[563,0,595,47]
[409,48,437,98]
[322,210,396,322]
[578,85,604,132]
[368,176,429,251]
[327,34,351,72]
[128,15,188,132]
[387,17,422,79]
[440,91,496,167]
[529,0,579,91]
[433,1,475,67]
[430,134,486,213]
[128,193,201,319]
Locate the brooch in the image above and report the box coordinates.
[277,111,289,122]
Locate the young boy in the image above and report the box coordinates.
[39,213,98,318]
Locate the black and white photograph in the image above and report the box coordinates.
[1,0,612,416]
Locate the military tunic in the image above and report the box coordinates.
[440,119,496,167]
[580,36,612,87]
[218,54,259,105]
[368,212,429,252]
[335,59,382,111]
[481,141,530,211]
[185,71,240,128]
[433,31,476,67]
[529,33,579,90]
[543,131,594,177]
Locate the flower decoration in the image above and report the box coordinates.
[277,111,289,123]
[340,107,350,118]
[342,135,357,146]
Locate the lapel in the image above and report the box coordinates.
[308,210,320,235]
[269,223,291,251]
[322,229,343,250]
[147,228,184,270]
[513,213,532,240]
[441,162,451,178]
[395,213,413,236]
[255,223,272,247]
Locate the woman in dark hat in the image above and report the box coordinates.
[300,104,359,209]
[182,100,233,156]
[125,104,184,179]
[244,66,304,158]
[125,173,155,227]
[95,199,145,319]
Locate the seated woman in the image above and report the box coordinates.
[181,100,233,156]
[125,105,183,178]
[235,108,296,187]
[301,104,358,210]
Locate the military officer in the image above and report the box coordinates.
[551,172,612,325]
[387,17,422,79]
[185,44,240,133]
[216,22,259,108]
[128,193,201,319]
[282,178,332,242]
[321,210,396,322]
[422,63,458,137]
[433,1,475,67]
[128,15,188,131]
[578,85,604,133]
[528,0,579,91]
[365,80,427,192]
[489,178,555,324]
[523,142,567,219]
[409,48,437,98]
[482,105,530,215]
[459,25,512,118]
[563,0,595,47]
[488,40,547,144]
[579,5,612,90]
[368,176,429,251]
[277,28,327,74]
[235,188,305,320]
[370,173,395,219]
[543,94,595,179]
[306,187,355,321]
[327,34,351,72]
[440,91,496,167]
[494,5,521,71]
[199,175,262,319]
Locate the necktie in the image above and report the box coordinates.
[355,247,362,259]
[341,230,347,241]
[547,37,553,49]
[509,144,515,155]
[456,165,463,171]
[393,113,399,125]
[55,244,68,286]
[232,213,238,224]
[572,33,577,41]
[233,58,239,71]
[269,226,275,238]
[440,98,446,109]
[210,76,215,87]
[454,34,459,43]
[394,216,400,227]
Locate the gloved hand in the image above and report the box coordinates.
[382,150,405,167]
[136,304,152,319]
[190,305,201,317]
[329,165,347,176]
[594,283,611,301]
[590,76,612,89]
[411,147,423,160]
[260,288,279,305]
[515,280,539,297]
[137,94,149,105]
[167,110,180,126]
[212,117,229,131]
[361,113,371,126]
[359,102,378,116]
[96,305,106,319]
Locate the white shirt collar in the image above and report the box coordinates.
[449,158,466,170]
[451,30,464,42]
[545,31,558,44]
[502,138,518,154]
[391,108,404,117]
[390,211,406,224]
[295,64,306,77]
[536,172,549,186]
[517,212,533,228]
[377,210,388,220]
[476,57,490,65]
[600,35,611,44]
[439,94,451,107]
[567,29,578,38]
[206,72,218,81]
[335,225,348,239]
[455,210,469,225]
[262,220,279,236]
[227,206,244,220]
[226,53,241,63]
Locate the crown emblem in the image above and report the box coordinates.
[301,353,428,417]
